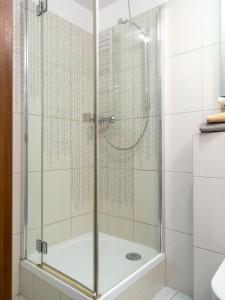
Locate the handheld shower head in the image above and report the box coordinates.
[117,18,149,38]
[118,18,129,25]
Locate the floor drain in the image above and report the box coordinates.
[126,253,142,261]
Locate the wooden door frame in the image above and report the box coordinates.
[0,0,13,299]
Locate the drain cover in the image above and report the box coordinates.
[126,253,142,261]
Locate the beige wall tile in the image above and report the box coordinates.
[115,289,130,300]
[13,112,22,174]
[13,173,21,234]
[28,115,41,172]
[108,216,133,241]
[43,170,71,225]
[27,172,41,230]
[34,277,60,300]
[134,170,160,226]
[13,234,20,297]
[20,267,34,300]
[130,269,154,300]
[61,294,73,300]
[134,222,160,250]
[98,213,108,233]
[72,213,93,237]
[44,219,71,246]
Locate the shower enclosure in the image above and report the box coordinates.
[23,0,162,298]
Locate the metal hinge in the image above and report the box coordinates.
[36,0,47,16]
[36,239,48,254]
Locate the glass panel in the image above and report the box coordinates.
[40,0,95,291]
[24,0,42,265]
[97,0,161,294]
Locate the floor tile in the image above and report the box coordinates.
[152,287,177,299]
[173,292,193,300]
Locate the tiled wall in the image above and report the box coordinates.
[20,261,165,300]
[193,133,225,300]
[163,0,220,296]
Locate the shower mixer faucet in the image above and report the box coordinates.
[83,113,117,124]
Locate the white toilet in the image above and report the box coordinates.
[211,260,225,300]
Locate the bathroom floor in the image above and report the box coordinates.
[152,287,193,300]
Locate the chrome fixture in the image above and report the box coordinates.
[98,115,117,124]
[100,0,151,151]
[83,113,116,124]
[36,0,47,16]
[117,18,149,38]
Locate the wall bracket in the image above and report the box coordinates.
[36,0,47,16]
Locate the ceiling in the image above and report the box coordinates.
[73,0,120,11]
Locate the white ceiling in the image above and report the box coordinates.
[73,0,120,11]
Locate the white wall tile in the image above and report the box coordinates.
[13,234,20,297]
[194,247,225,300]
[20,266,34,300]
[43,170,71,225]
[164,0,203,56]
[203,0,221,46]
[165,229,193,296]
[193,133,225,178]
[34,277,60,300]
[13,173,21,234]
[134,222,161,250]
[72,213,93,237]
[165,172,193,234]
[194,177,225,254]
[165,50,202,114]
[134,170,160,226]
[203,44,220,110]
[108,216,133,240]
[165,112,202,172]
[13,113,22,174]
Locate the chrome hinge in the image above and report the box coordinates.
[36,0,47,16]
[36,239,48,254]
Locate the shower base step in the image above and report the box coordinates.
[152,287,193,300]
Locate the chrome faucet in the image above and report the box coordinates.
[83,113,117,124]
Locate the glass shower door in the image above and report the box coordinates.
[24,0,43,266]
[34,0,95,294]
[97,0,162,294]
